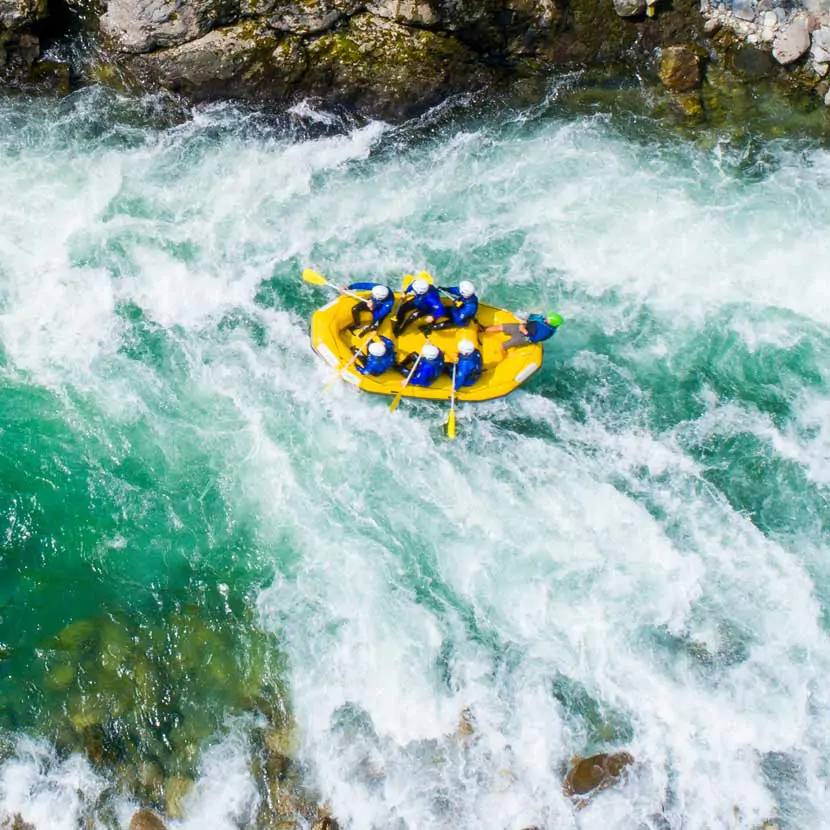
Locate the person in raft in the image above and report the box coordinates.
[340,282,395,335]
[354,336,396,376]
[422,280,479,334]
[450,338,483,390]
[398,342,445,387]
[485,312,563,356]
[393,277,446,336]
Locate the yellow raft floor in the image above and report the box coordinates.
[310,291,543,402]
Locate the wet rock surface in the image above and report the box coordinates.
[0,0,828,121]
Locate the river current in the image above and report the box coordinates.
[0,86,828,829]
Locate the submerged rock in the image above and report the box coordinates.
[0,815,35,830]
[129,810,167,830]
[563,751,635,800]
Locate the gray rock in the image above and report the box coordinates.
[732,0,756,22]
[366,0,439,26]
[0,0,46,28]
[812,26,830,63]
[825,87,830,105]
[135,21,281,95]
[267,0,361,34]
[772,14,810,64]
[612,0,645,17]
[101,0,239,53]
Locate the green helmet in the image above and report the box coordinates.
[547,313,563,327]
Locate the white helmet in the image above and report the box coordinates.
[371,284,390,301]
[459,280,475,298]
[368,340,387,357]
[412,278,430,295]
[458,339,475,356]
[421,343,440,361]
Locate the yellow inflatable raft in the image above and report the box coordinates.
[310,289,543,402]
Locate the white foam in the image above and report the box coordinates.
[0,94,828,830]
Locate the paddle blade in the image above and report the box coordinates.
[302,268,328,286]
[401,273,415,291]
[417,271,434,285]
[446,408,457,440]
[388,392,403,413]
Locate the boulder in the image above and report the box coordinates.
[612,0,645,18]
[0,0,46,29]
[129,810,167,830]
[303,12,492,119]
[367,0,439,26]
[658,45,702,91]
[132,22,285,99]
[101,0,239,54]
[731,44,775,76]
[267,0,361,35]
[812,26,830,63]
[772,15,810,64]
[563,751,634,798]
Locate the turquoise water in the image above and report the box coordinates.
[0,86,829,829]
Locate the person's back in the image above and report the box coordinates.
[413,284,444,318]
[409,343,444,387]
[426,280,479,333]
[357,336,396,376]
[453,339,482,389]
[525,313,561,343]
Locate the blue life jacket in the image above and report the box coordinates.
[357,336,396,375]
[454,350,482,389]
[406,284,446,319]
[349,282,395,323]
[526,313,558,343]
[409,353,444,387]
[444,287,479,326]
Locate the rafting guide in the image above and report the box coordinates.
[303,267,563,439]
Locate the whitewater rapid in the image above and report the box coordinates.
[0,89,828,830]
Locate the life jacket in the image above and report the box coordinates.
[358,336,396,375]
[526,314,557,343]
[349,282,395,323]
[454,351,482,389]
[410,285,446,319]
[409,354,444,386]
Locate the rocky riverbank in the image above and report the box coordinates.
[1,0,829,126]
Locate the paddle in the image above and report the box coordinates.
[389,352,423,413]
[302,268,370,303]
[323,331,376,393]
[447,364,457,440]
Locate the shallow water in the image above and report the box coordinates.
[0,85,828,829]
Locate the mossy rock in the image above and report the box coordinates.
[658,45,701,92]
[164,776,194,819]
[304,12,493,119]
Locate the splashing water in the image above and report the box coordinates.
[0,87,828,830]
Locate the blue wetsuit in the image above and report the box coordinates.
[394,284,447,335]
[525,313,558,343]
[443,287,479,326]
[453,350,482,390]
[348,282,394,329]
[401,351,445,387]
[356,336,396,376]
